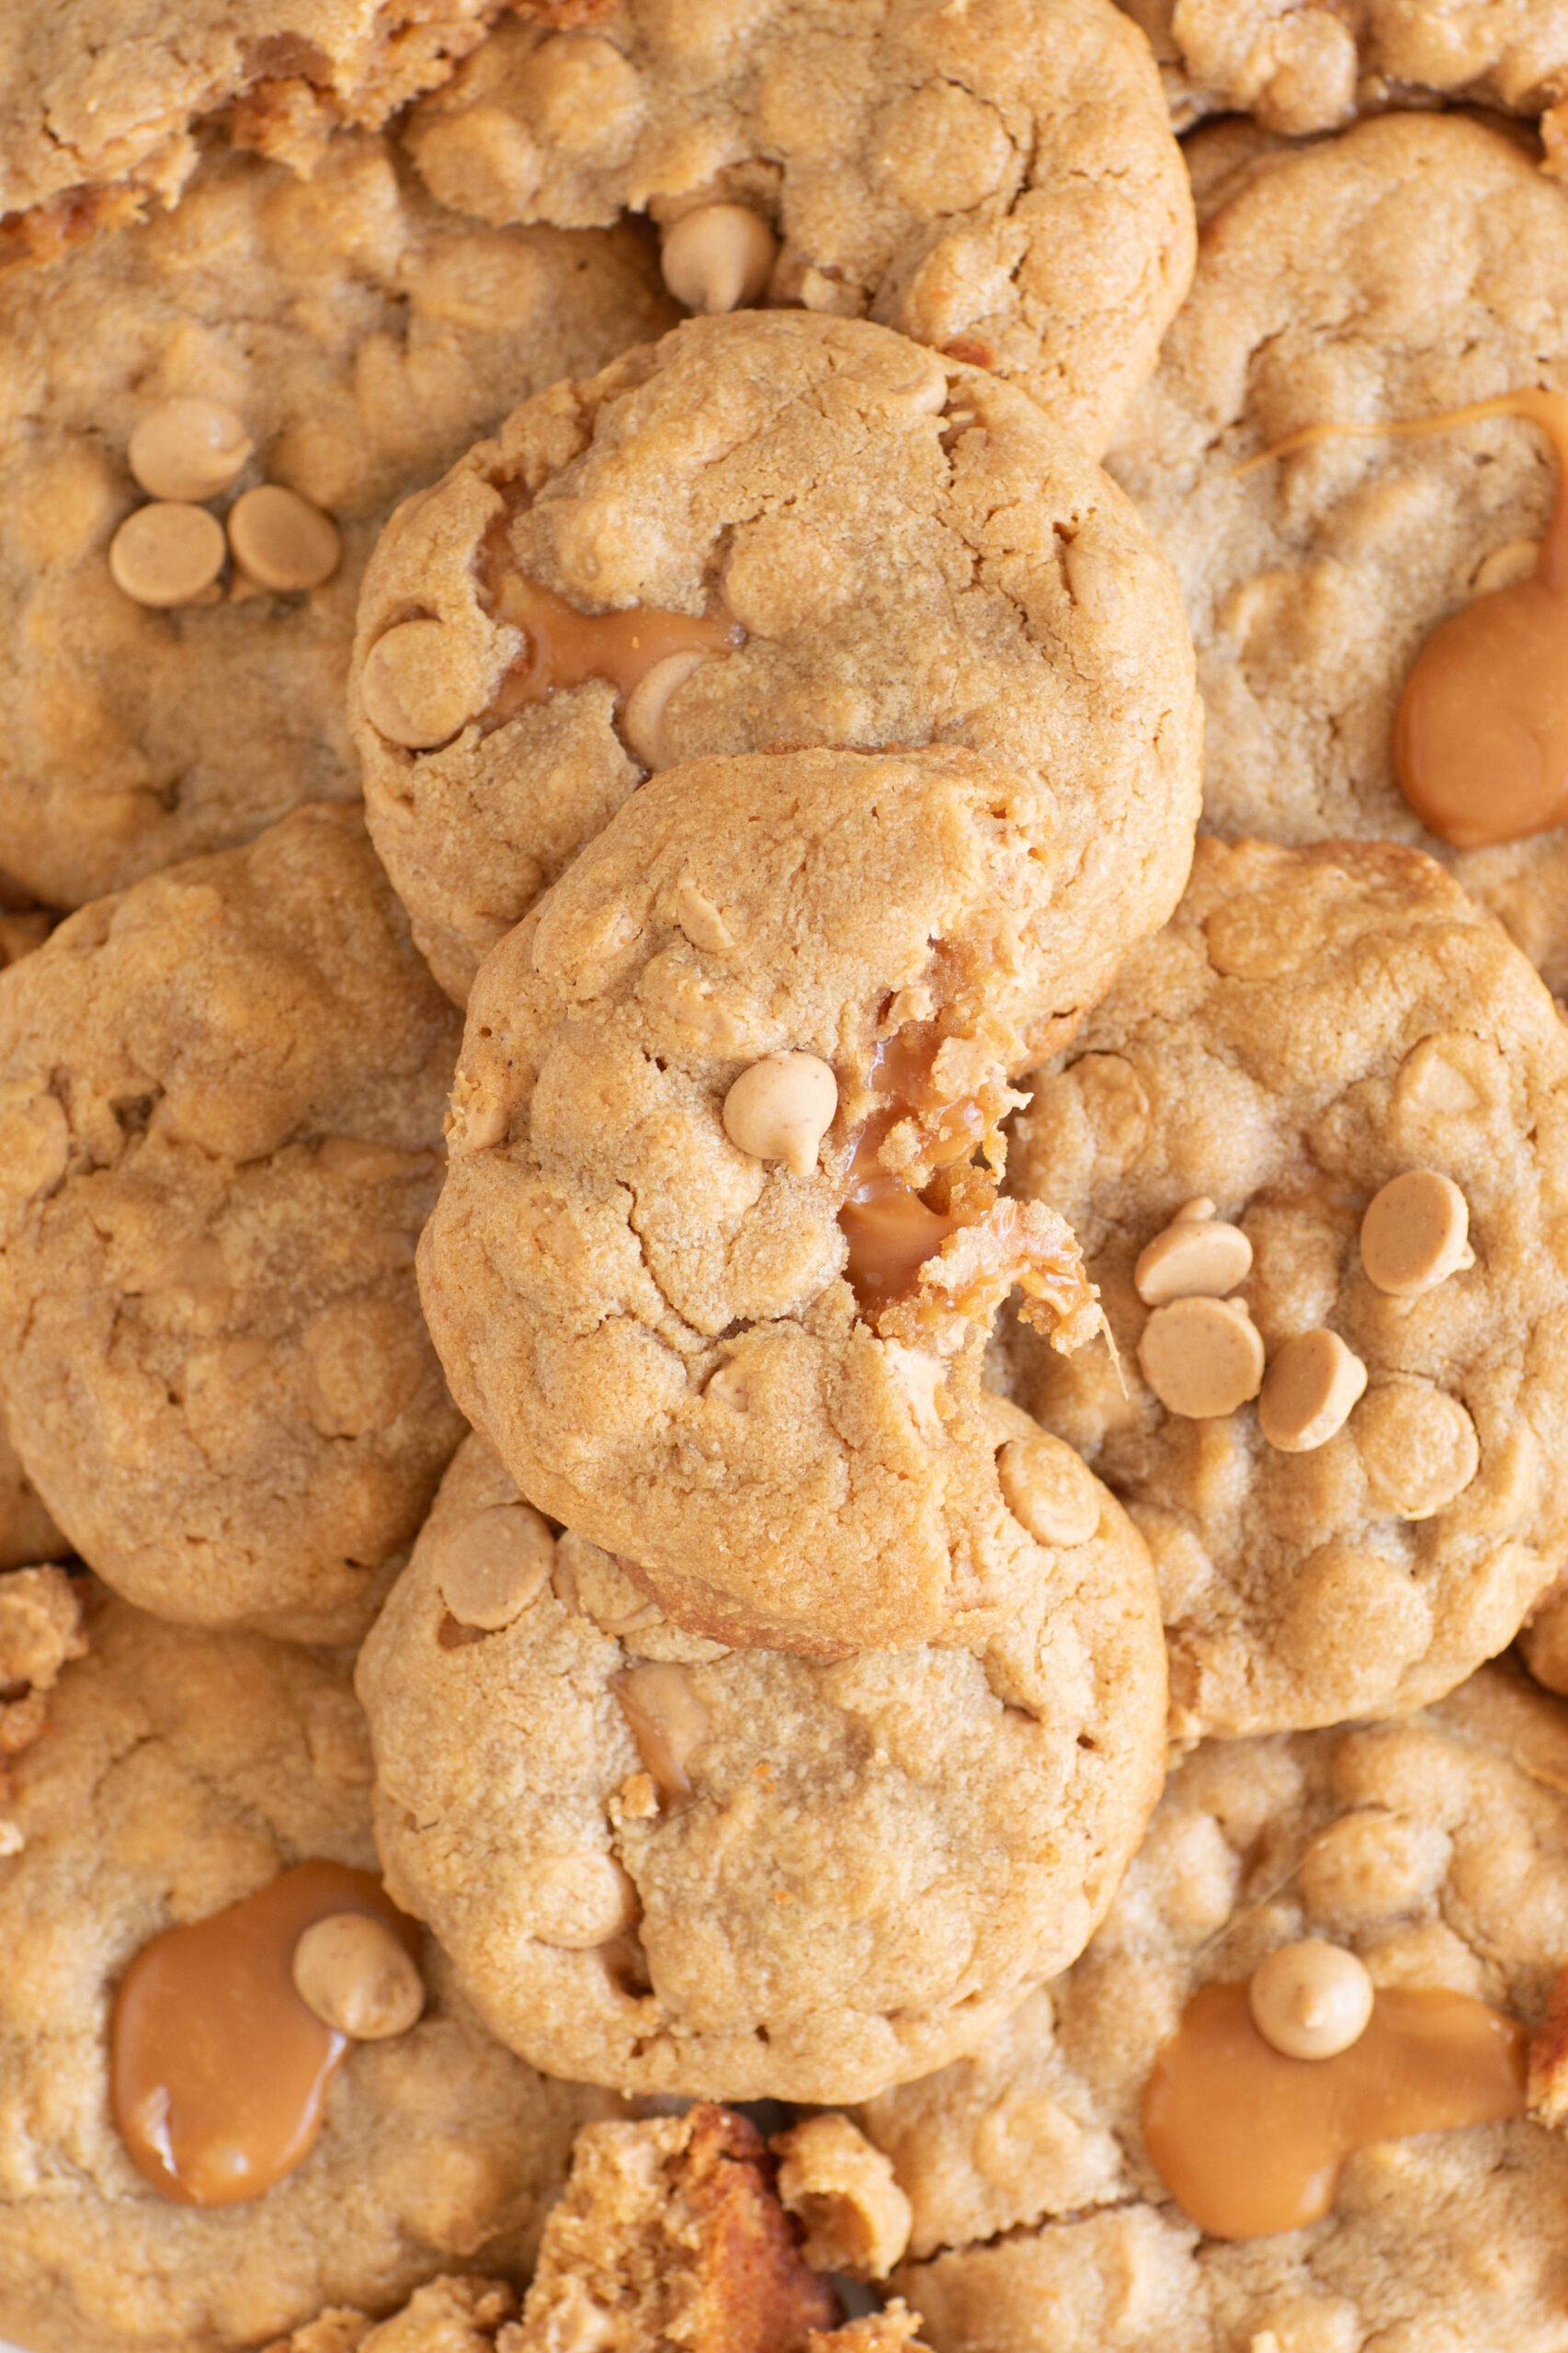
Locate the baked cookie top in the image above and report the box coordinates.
[858,1662,1568,2352]
[351,306,1200,1004]
[0,805,464,1643]
[1109,110,1568,992]
[0,1594,598,2353]
[0,131,672,909]
[405,0,1194,456]
[357,1433,1164,2100]
[418,740,1173,1654]
[1011,835,1568,1738]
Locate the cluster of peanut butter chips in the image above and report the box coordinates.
[6,5,1568,2351]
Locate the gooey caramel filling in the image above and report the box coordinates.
[110,1860,417,2208]
[479,517,743,730]
[1246,389,1568,848]
[1142,1979,1526,2241]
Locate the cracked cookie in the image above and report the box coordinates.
[0,1594,601,2353]
[403,0,1194,457]
[356,1434,1163,2098]
[858,1661,1568,2352]
[0,805,465,1643]
[1010,836,1568,1738]
[1109,111,1568,993]
[351,306,1200,1004]
[0,130,673,910]
[418,741,1172,1654]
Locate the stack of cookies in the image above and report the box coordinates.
[4,6,1568,2350]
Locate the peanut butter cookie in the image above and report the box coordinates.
[0,131,673,910]
[858,1662,1568,2353]
[0,806,465,1642]
[404,0,1194,457]
[1011,836,1568,1738]
[418,742,1175,1654]
[357,1434,1164,2099]
[1110,112,1568,993]
[0,1595,600,2353]
[351,307,1200,1003]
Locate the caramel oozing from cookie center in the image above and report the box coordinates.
[1142,1979,1526,2241]
[480,521,743,731]
[1245,389,1568,848]
[111,1860,418,2208]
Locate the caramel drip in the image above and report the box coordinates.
[1142,1979,1527,2241]
[836,1023,992,1314]
[1243,389,1568,848]
[110,1860,417,2208]
[479,518,743,729]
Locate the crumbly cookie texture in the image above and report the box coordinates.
[0,1405,66,1574]
[0,131,673,911]
[0,1563,85,1822]
[0,1597,600,2353]
[1109,110,1568,993]
[405,0,1194,455]
[418,742,1169,1654]
[260,2278,519,2353]
[0,805,466,1642]
[357,1435,1163,2099]
[509,2105,841,2349]
[351,307,1200,1005]
[0,0,535,255]
[1120,0,1568,140]
[1011,836,1568,1739]
[858,1662,1568,2352]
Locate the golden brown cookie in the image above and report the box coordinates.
[0,131,673,910]
[1110,111,1568,993]
[260,2278,517,2353]
[351,307,1200,1004]
[0,1596,601,2353]
[404,0,1194,456]
[858,1662,1568,2352]
[1011,836,1568,1738]
[357,1434,1164,2099]
[0,805,465,1642]
[417,742,1176,1654]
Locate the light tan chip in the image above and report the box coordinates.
[1355,1378,1480,1519]
[996,1431,1100,1547]
[227,484,341,592]
[1258,1328,1369,1453]
[1360,1169,1474,1297]
[360,620,479,751]
[128,398,252,503]
[1248,1938,1374,2062]
[438,1502,554,1631]
[1137,1296,1265,1419]
[1133,1200,1253,1305]
[527,1852,639,1949]
[722,1052,839,1178]
[620,650,709,770]
[291,1911,426,2041]
[108,502,226,608]
[660,204,778,315]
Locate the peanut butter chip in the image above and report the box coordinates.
[619,649,708,770]
[1360,1169,1473,1297]
[1257,1328,1369,1453]
[1356,1378,1480,1519]
[660,204,778,314]
[1137,1296,1265,1419]
[128,397,252,502]
[613,1663,710,1804]
[291,1911,426,2040]
[361,619,478,750]
[527,1852,639,1949]
[110,1861,415,2207]
[1249,1940,1374,2060]
[437,1502,554,1631]
[996,1431,1100,1547]
[1134,1204,1253,1305]
[108,501,226,608]
[226,483,341,592]
[722,1053,839,1178]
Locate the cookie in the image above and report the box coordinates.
[0,1593,601,2353]
[0,1406,66,1575]
[261,2278,517,2353]
[0,1563,85,1805]
[1109,111,1568,993]
[403,0,1194,457]
[1122,0,1568,143]
[351,306,1201,1004]
[356,1434,1164,2099]
[418,742,1177,1654]
[1010,835,1568,1738]
[856,1662,1568,2352]
[0,805,465,1643]
[0,131,673,911]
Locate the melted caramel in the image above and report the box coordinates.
[111,1860,417,2208]
[480,519,743,729]
[1142,1979,1527,2241]
[1244,389,1568,847]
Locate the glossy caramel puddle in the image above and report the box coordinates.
[1244,388,1568,847]
[1142,1979,1526,2240]
[111,1860,416,2207]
